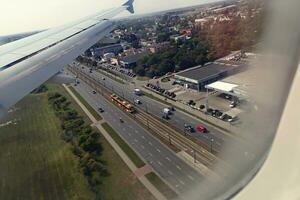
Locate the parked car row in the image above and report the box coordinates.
[206,108,238,122]
[101,64,136,78]
[146,83,176,99]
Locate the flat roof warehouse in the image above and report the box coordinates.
[174,62,240,90]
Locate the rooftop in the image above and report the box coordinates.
[175,62,237,82]
[205,81,238,92]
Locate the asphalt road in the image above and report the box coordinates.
[73,81,206,195]
[71,64,253,157]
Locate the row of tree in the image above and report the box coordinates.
[48,92,108,197]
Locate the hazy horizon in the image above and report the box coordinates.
[0,0,222,35]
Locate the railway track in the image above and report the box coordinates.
[67,66,232,176]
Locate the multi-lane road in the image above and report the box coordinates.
[72,79,207,195]
[71,63,253,157]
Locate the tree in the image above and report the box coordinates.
[133,65,146,76]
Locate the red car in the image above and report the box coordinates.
[196,125,207,133]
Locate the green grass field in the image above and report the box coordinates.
[0,84,156,200]
[0,90,94,200]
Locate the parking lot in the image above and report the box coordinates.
[97,63,136,80]
[144,76,244,124]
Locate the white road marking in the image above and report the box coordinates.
[128,133,132,136]
[188,175,195,181]
[141,136,145,139]
[179,180,185,185]
[134,139,138,143]
[148,142,153,146]
[141,145,145,149]
[168,170,173,175]
[156,148,161,153]
[176,165,182,170]
[157,161,162,166]
[135,130,139,134]
[166,157,171,162]
[149,153,153,157]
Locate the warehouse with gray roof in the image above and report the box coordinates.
[174,62,240,91]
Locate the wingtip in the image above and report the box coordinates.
[123,0,135,14]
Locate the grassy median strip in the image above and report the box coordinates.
[146,172,178,200]
[69,86,102,121]
[102,122,145,168]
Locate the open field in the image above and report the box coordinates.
[0,84,155,200]
[0,88,94,200]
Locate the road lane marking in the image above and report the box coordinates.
[149,153,153,157]
[134,139,138,143]
[148,142,153,146]
[157,161,162,166]
[176,165,182,170]
[166,157,171,162]
[188,175,195,181]
[156,148,161,153]
[141,136,145,139]
[168,170,173,175]
[179,180,185,185]
[141,145,145,149]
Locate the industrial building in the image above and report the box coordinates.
[91,43,123,57]
[174,62,239,91]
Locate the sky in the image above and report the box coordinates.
[0,0,221,35]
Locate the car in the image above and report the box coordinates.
[134,99,141,104]
[184,124,195,133]
[102,77,106,80]
[168,106,175,111]
[162,113,170,120]
[230,102,237,108]
[199,104,205,110]
[92,91,96,94]
[98,108,104,113]
[196,125,208,133]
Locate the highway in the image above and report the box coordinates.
[72,80,208,195]
[71,63,253,158]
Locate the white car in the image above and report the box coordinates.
[134,99,141,104]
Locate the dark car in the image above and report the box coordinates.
[92,91,96,94]
[162,113,170,120]
[98,108,104,113]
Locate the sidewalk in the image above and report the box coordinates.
[63,84,167,200]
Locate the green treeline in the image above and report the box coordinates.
[48,92,107,198]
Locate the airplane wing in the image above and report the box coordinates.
[0,0,134,118]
